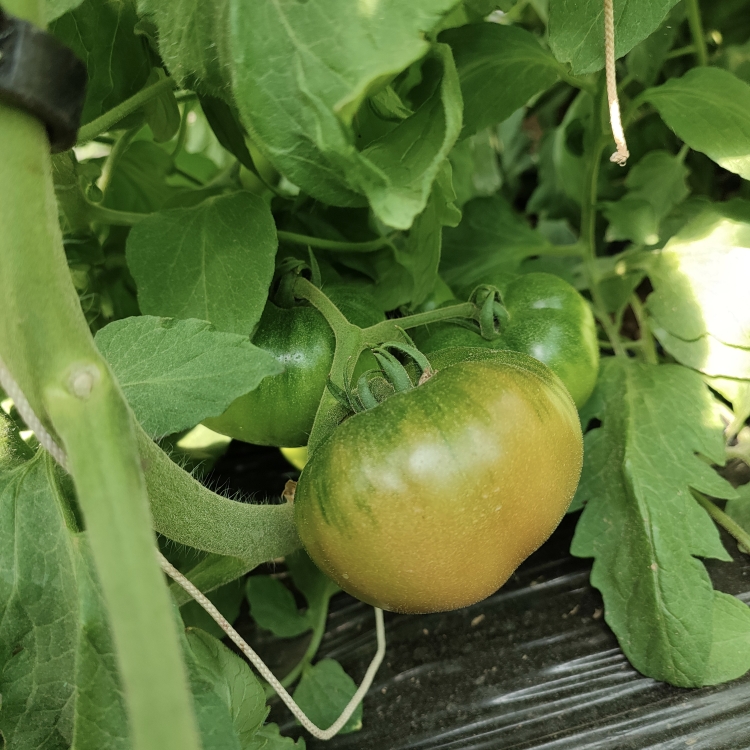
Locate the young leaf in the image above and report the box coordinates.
[549,0,681,75]
[642,68,750,181]
[572,359,742,687]
[0,453,79,749]
[126,192,278,334]
[441,194,554,296]
[292,660,362,734]
[185,628,269,747]
[95,316,282,437]
[50,0,152,125]
[441,23,560,138]
[245,576,313,639]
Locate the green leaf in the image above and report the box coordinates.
[103,140,183,214]
[95,316,282,437]
[286,549,340,610]
[137,0,232,99]
[548,0,681,75]
[71,535,130,750]
[144,72,181,143]
[141,0,463,228]
[702,592,750,685]
[246,723,305,750]
[199,96,258,173]
[603,150,689,245]
[185,629,269,748]
[646,200,750,378]
[603,199,659,246]
[292,660,362,735]
[126,192,278,334]
[449,128,502,206]
[245,576,312,639]
[648,201,750,343]
[441,22,560,138]
[650,330,750,380]
[50,0,152,125]
[440,194,553,296]
[642,68,750,181]
[626,4,683,87]
[45,0,84,23]
[572,359,740,687]
[0,411,34,471]
[0,453,79,749]
[331,164,460,309]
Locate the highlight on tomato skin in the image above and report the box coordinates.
[294,350,584,615]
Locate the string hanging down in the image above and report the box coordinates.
[0,354,386,742]
[604,0,629,166]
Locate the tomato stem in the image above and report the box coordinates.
[581,75,628,358]
[363,303,477,345]
[693,491,750,553]
[685,0,708,67]
[278,230,396,253]
[75,77,178,145]
[629,295,658,365]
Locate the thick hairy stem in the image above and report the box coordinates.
[0,3,201,746]
[138,427,300,561]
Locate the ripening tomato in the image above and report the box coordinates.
[294,348,583,614]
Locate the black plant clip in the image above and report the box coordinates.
[0,6,87,152]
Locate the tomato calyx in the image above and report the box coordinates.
[470,285,509,341]
[326,341,434,416]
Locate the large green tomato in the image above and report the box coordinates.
[413,273,599,408]
[294,349,583,614]
[204,303,335,447]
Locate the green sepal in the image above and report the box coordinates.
[471,285,508,340]
[325,377,364,414]
[355,369,383,411]
[373,349,414,393]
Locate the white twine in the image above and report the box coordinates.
[604,0,629,166]
[0,353,385,741]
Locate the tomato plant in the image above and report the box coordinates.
[295,350,583,614]
[3,0,750,747]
